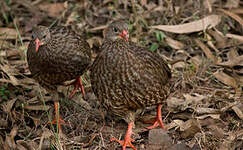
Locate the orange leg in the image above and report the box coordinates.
[146,104,164,130]
[69,77,86,99]
[48,102,65,130]
[110,122,136,150]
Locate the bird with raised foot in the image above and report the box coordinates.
[90,20,172,150]
[27,25,91,131]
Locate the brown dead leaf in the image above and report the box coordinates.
[224,0,240,8]
[218,9,243,29]
[2,98,17,114]
[39,2,66,17]
[180,119,201,139]
[150,15,221,34]
[196,114,221,120]
[165,37,185,50]
[16,140,38,150]
[0,50,22,60]
[213,70,238,88]
[194,107,219,114]
[217,55,243,68]
[8,60,26,65]
[219,129,243,150]
[207,29,227,48]
[167,97,186,112]
[0,64,19,86]
[0,28,19,40]
[183,93,207,104]
[5,125,18,149]
[232,8,243,14]
[220,101,240,112]
[167,94,207,112]
[232,104,243,120]
[207,125,224,138]
[225,33,243,43]
[195,38,219,63]
[173,61,186,69]
[165,119,185,130]
[16,142,27,150]
[88,25,108,33]
[19,78,36,86]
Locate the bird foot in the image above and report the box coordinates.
[48,116,67,130]
[69,77,86,99]
[110,122,136,150]
[110,138,136,150]
[145,119,164,130]
[47,102,68,131]
[144,104,164,131]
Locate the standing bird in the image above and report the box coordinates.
[90,20,171,150]
[27,26,91,129]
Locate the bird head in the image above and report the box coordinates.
[31,26,51,52]
[105,20,129,42]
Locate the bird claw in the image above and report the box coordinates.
[47,102,68,131]
[48,117,66,125]
[110,138,136,150]
[47,117,67,130]
[144,104,164,130]
[110,122,137,150]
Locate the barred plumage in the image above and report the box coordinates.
[91,38,171,122]
[27,25,91,130]
[90,20,172,150]
[27,26,91,90]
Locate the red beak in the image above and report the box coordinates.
[120,30,129,41]
[35,38,40,52]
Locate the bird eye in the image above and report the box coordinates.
[113,27,118,33]
[32,33,37,39]
[43,34,47,39]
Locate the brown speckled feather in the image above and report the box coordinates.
[91,38,171,122]
[27,26,91,91]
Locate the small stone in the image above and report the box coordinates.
[148,129,173,149]
[181,119,201,139]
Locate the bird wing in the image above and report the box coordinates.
[34,27,91,79]
[130,43,171,85]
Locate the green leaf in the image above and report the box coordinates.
[149,43,159,52]
[155,31,165,42]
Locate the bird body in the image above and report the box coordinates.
[91,39,171,123]
[27,26,91,91]
[90,20,171,150]
[27,25,91,129]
